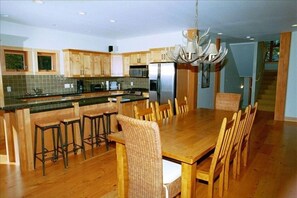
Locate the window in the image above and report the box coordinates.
[264,40,280,62]
[35,49,59,74]
[37,52,55,71]
[4,50,28,71]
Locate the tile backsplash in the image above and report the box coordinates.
[2,75,149,98]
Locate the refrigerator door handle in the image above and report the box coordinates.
[157,76,160,100]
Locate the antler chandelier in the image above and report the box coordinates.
[167,0,228,66]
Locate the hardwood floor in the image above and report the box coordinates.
[1,111,297,198]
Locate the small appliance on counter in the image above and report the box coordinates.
[109,81,118,90]
[77,80,84,93]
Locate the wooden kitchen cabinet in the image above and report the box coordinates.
[63,49,111,77]
[101,53,111,76]
[93,53,102,76]
[122,53,131,76]
[149,47,174,62]
[129,51,149,65]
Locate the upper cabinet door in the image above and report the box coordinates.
[69,51,83,77]
[63,49,111,77]
[93,53,103,77]
[150,47,174,62]
[101,53,111,76]
[122,54,131,77]
[130,51,149,65]
[82,52,93,77]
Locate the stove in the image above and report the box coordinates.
[124,88,148,96]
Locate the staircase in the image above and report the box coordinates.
[257,71,277,112]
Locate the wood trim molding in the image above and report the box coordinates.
[274,32,291,121]
[214,38,221,107]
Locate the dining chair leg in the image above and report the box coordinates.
[224,156,231,191]
[237,152,242,176]
[219,171,224,197]
[208,178,214,198]
[243,146,248,167]
[232,154,238,179]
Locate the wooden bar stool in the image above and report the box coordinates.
[59,116,86,166]
[82,111,108,156]
[103,109,118,150]
[103,108,118,134]
[33,120,66,176]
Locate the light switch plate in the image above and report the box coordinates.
[7,86,12,92]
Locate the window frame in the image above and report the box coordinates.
[265,40,280,63]
[0,46,33,75]
[34,49,60,75]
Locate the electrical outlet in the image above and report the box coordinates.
[7,86,12,92]
[130,82,133,86]
[70,83,74,88]
[64,84,70,88]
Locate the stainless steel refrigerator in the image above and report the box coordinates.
[149,62,176,105]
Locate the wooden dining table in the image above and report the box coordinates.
[108,108,234,198]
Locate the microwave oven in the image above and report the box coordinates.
[129,65,148,77]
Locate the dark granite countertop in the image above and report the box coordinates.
[1,91,148,113]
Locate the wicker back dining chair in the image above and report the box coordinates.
[155,100,173,121]
[224,107,249,191]
[239,102,258,169]
[134,103,157,121]
[116,114,181,198]
[175,96,189,115]
[215,93,241,111]
[196,112,237,198]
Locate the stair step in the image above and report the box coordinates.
[257,70,278,112]
[261,80,277,85]
[258,94,276,100]
[261,84,276,90]
[261,89,276,95]
[258,99,275,105]
[258,104,275,112]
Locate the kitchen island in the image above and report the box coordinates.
[0,91,148,172]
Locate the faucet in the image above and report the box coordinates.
[33,88,43,95]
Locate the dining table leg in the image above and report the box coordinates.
[115,143,128,198]
[181,162,197,198]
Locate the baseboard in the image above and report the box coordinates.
[284,117,297,122]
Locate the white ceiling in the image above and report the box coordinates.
[1,0,297,41]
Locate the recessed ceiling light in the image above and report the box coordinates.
[110,19,116,23]
[217,32,223,35]
[1,14,9,18]
[292,24,297,27]
[246,36,251,39]
[78,11,86,16]
[33,0,44,4]
[250,38,255,41]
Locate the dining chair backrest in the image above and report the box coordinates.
[116,114,163,197]
[243,102,258,143]
[224,107,250,190]
[211,112,237,171]
[215,93,241,111]
[229,108,249,155]
[155,100,173,121]
[134,103,156,121]
[240,102,258,167]
[116,114,181,197]
[196,112,237,198]
[175,96,189,115]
